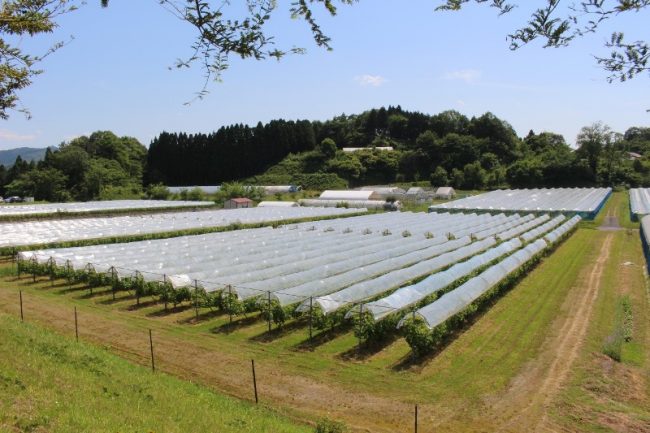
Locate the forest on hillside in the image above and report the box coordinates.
[1,106,650,201]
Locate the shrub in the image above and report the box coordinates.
[315,418,347,433]
[603,331,623,362]
[146,183,170,200]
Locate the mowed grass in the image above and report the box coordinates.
[552,194,650,431]
[0,312,310,433]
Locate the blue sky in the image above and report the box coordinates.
[0,0,648,151]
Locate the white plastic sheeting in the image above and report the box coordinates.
[403,238,549,329]
[430,188,611,214]
[319,190,375,201]
[520,215,566,242]
[257,201,299,207]
[22,212,526,302]
[303,237,498,315]
[0,206,363,248]
[543,215,582,244]
[0,199,211,216]
[167,186,222,194]
[363,238,524,321]
[299,199,399,210]
[629,188,650,217]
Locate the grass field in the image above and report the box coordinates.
[0,313,309,433]
[0,191,647,432]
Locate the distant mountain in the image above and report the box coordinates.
[0,147,53,166]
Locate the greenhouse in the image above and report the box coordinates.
[313,214,564,318]
[429,188,611,218]
[299,199,400,210]
[1,206,362,249]
[400,216,581,330]
[19,211,579,317]
[629,188,650,219]
[0,199,211,216]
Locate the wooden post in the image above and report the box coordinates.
[414,404,418,433]
[49,258,54,287]
[357,303,363,350]
[309,296,313,341]
[111,267,116,301]
[19,290,23,322]
[149,329,155,372]
[267,291,272,333]
[251,359,258,404]
[228,285,233,325]
[194,280,199,321]
[74,307,79,342]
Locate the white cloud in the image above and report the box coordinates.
[456,99,466,107]
[444,69,482,84]
[355,74,388,87]
[0,129,38,142]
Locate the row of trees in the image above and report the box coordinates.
[0,131,147,201]
[1,107,650,200]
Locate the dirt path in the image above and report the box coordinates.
[493,233,613,432]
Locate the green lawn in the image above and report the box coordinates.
[0,313,310,433]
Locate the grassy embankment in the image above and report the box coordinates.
[0,313,309,433]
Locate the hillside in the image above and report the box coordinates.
[0,311,309,433]
[0,146,50,166]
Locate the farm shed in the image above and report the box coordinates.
[257,201,299,207]
[435,187,456,199]
[224,198,254,209]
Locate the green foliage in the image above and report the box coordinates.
[146,183,171,200]
[603,295,634,362]
[318,138,338,159]
[0,314,310,433]
[430,166,449,186]
[315,418,348,433]
[402,317,447,358]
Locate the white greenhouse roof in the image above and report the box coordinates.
[629,188,650,217]
[257,201,299,207]
[0,199,211,217]
[0,206,362,249]
[320,190,375,201]
[430,188,611,214]
[22,211,578,314]
[167,186,222,194]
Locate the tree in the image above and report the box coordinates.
[318,138,338,159]
[437,1,650,82]
[1,0,355,119]
[430,166,449,187]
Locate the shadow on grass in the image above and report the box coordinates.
[127,298,159,311]
[249,317,307,343]
[146,304,192,317]
[293,323,352,351]
[75,287,113,300]
[177,308,225,325]
[98,293,136,305]
[211,314,261,334]
[337,333,400,362]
